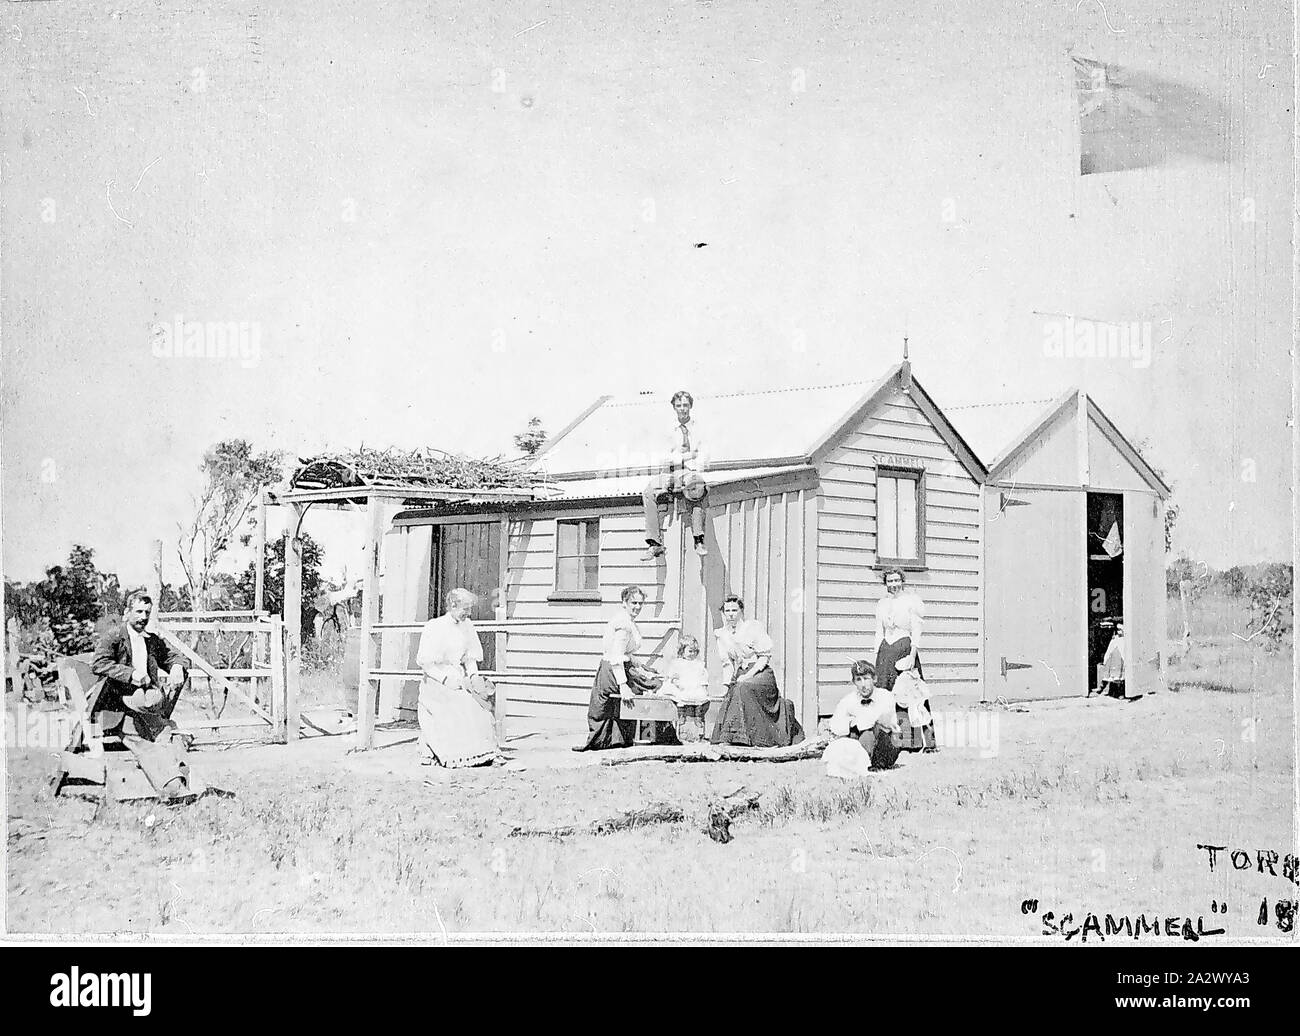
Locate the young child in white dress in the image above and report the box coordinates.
[660,635,710,741]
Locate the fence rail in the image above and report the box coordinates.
[159,613,286,743]
[154,611,682,749]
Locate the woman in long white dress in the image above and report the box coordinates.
[415,588,498,768]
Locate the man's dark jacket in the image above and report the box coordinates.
[91,625,179,714]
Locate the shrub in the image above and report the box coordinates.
[1244,563,1293,650]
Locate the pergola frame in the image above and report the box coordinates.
[258,483,540,750]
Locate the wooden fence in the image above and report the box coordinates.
[157,610,288,742]
[157,612,678,749]
[365,619,680,741]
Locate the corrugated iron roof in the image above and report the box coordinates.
[532,381,876,478]
[532,371,1156,486]
[390,466,815,521]
[539,465,812,501]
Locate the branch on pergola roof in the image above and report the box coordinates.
[290,446,543,494]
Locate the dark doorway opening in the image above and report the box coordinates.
[430,521,501,670]
[1086,492,1124,692]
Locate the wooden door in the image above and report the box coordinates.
[984,488,1087,699]
[430,521,501,670]
[1123,492,1167,695]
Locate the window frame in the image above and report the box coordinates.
[549,515,603,602]
[873,464,927,570]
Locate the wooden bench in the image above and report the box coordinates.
[619,692,726,744]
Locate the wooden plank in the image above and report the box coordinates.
[855,415,946,442]
[503,700,587,722]
[768,492,787,697]
[148,540,163,634]
[59,752,106,784]
[357,495,384,750]
[371,617,617,632]
[755,496,770,633]
[158,629,273,724]
[184,667,269,678]
[784,490,802,707]
[254,491,267,615]
[274,484,537,504]
[6,618,19,696]
[284,505,303,743]
[161,621,269,633]
[495,520,510,741]
[269,617,286,741]
[252,504,268,710]
[185,717,276,729]
[836,435,959,463]
[157,610,267,618]
[1077,391,1090,486]
[729,501,744,603]
[618,695,679,723]
[818,511,877,534]
[818,614,977,635]
[800,487,818,733]
[818,632,976,653]
[976,483,986,701]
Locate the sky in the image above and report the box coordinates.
[1,0,1293,588]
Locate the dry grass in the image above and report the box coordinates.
[6,595,1294,940]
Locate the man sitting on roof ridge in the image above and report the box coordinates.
[641,389,710,561]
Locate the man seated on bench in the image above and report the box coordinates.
[90,590,188,743]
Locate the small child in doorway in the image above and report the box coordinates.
[660,635,710,742]
[1098,622,1127,699]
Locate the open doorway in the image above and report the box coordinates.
[1086,492,1124,692]
[429,521,501,670]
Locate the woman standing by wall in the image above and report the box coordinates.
[873,568,936,750]
[575,585,663,751]
[709,595,803,747]
[415,588,498,768]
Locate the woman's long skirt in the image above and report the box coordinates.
[418,677,497,768]
[874,636,936,750]
[709,667,804,748]
[577,661,675,750]
[577,661,639,751]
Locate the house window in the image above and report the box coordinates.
[555,518,600,593]
[876,466,925,566]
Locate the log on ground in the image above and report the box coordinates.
[509,787,763,842]
[598,736,830,766]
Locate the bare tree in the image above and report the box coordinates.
[177,440,283,610]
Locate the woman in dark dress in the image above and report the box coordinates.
[709,596,803,748]
[574,585,662,751]
[873,567,936,750]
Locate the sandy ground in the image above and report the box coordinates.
[5,682,1295,938]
